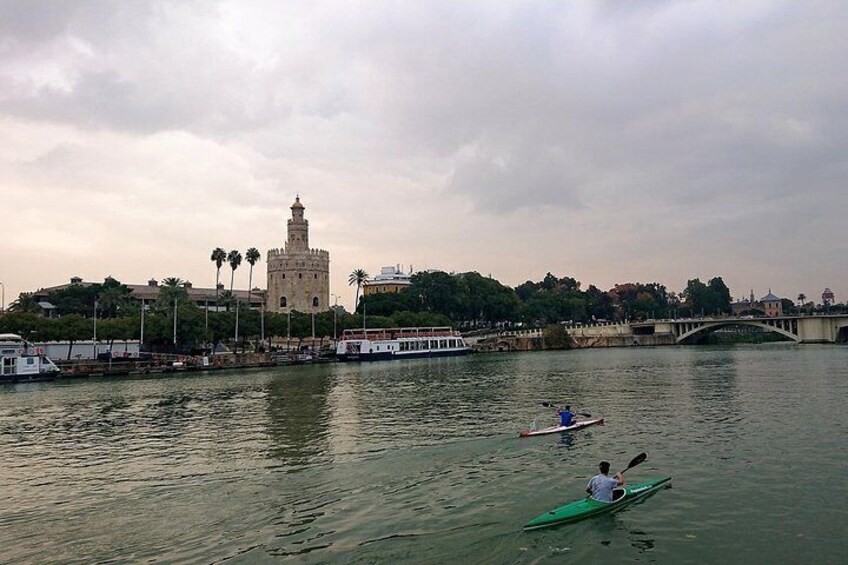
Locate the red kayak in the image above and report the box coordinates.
[519,418,605,438]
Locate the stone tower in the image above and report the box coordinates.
[266,196,330,313]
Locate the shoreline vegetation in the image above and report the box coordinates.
[2,271,843,356]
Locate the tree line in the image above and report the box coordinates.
[4,259,844,354]
[358,271,740,326]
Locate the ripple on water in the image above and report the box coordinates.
[0,349,846,563]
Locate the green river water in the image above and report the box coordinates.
[1,345,846,564]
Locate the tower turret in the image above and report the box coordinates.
[287,195,309,251]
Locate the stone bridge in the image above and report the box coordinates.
[465,314,848,347]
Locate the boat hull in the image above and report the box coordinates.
[519,418,605,437]
[336,348,471,362]
[0,370,60,384]
[523,476,672,530]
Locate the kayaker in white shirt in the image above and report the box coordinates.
[586,461,624,502]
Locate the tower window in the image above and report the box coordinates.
[298,273,302,279]
[282,273,286,279]
[280,297,287,307]
[312,297,319,308]
[314,274,318,279]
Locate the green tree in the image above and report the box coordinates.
[47,284,99,317]
[245,247,261,304]
[8,292,40,314]
[543,324,571,349]
[348,269,369,310]
[227,249,242,293]
[408,271,461,318]
[707,277,732,315]
[211,247,227,307]
[157,277,187,309]
[56,314,91,360]
[96,277,133,318]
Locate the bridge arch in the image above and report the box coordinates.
[676,320,800,344]
[837,321,848,344]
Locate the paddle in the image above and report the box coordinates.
[539,401,591,418]
[620,452,647,475]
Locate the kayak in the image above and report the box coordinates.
[519,418,604,438]
[523,476,672,530]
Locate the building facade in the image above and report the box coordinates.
[730,289,783,317]
[266,196,330,313]
[32,277,265,313]
[363,265,413,295]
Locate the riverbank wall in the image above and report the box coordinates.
[471,332,676,352]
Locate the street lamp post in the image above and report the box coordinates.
[234,299,240,353]
[331,294,339,340]
[93,300,98,359]
[0,281,5,313]
[287,309,291,352]
[140,298,145,348]
[173,299,178,347]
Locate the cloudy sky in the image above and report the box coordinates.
[1,0,846,310]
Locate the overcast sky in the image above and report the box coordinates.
[2,0,846,310]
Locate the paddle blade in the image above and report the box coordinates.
[622,452,647,474]
[578,412,592,417]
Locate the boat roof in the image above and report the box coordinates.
[341,326,457,337]
[0,333,23,341]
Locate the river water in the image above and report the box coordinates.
[1,345,846,564]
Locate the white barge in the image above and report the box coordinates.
[0,333,61,383]
[336,327,471,362]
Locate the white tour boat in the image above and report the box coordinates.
[336,327,471,362]
[0,333,61,383]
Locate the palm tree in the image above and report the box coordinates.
[8,292,40,313]
[218,290,236,312]
[97,284,129,318]
[211,247,226,308]
[245,247,261,304]
[227,250,243,293]
[797,293,807,313]
[159,277,186,306]
[348,269,369,310]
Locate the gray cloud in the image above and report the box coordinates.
[0,1,845,304]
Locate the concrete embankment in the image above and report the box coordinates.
[55,351,331,378]
[471,332,676,352]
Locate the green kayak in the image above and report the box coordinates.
[523,476,672,530]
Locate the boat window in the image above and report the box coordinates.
[449,339,456,347]
[440,339,447,348]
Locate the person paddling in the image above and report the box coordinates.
[586,461,624,502]
[558,405,576,427]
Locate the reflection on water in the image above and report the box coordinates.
[265,371,333,466]
[0,346,845,564]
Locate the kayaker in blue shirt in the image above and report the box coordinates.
[586,461,624,502]
[558,405,575,427]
